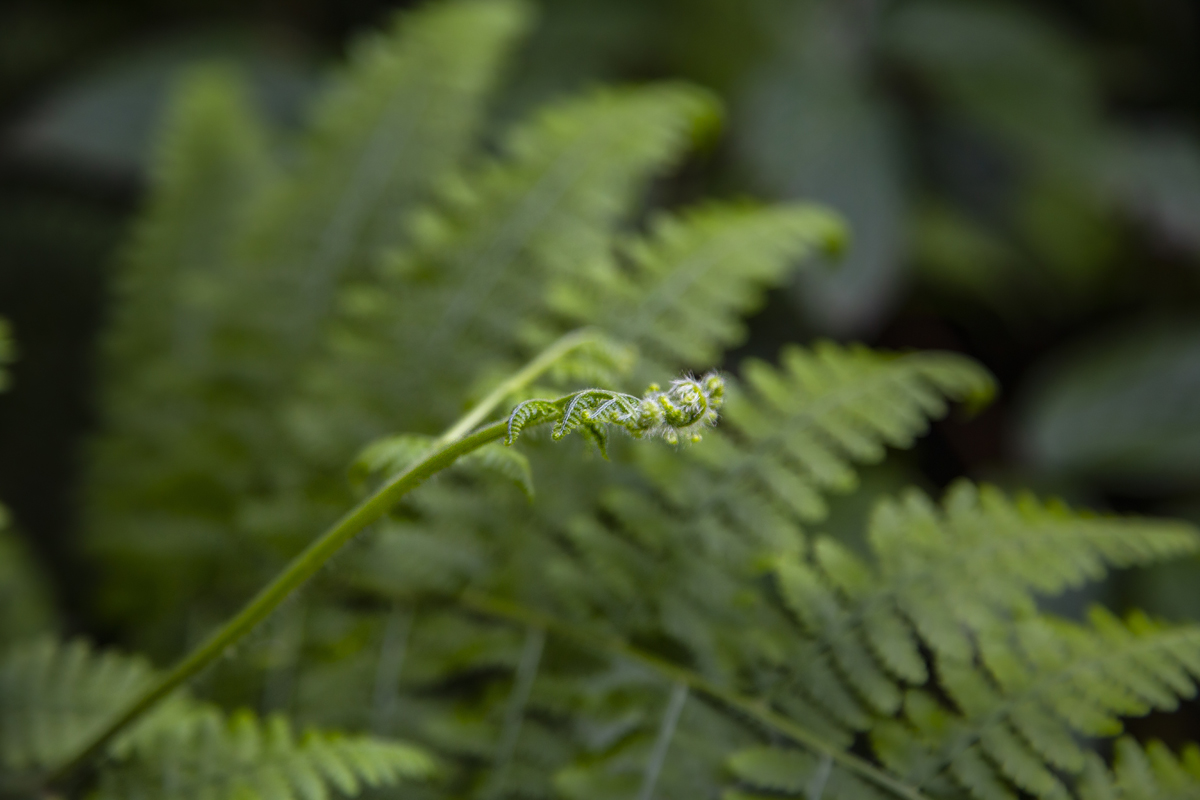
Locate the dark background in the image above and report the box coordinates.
[3,0,1200,738]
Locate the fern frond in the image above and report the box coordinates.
[633,342,994,545]
[80,64,278,632]
[773,482,1196,689]
[864,482,1197,654]
[873,610,1200,798]
[98,706,436,800]
[0,638,157,773]
[99,65,272,385]
[85,0,531,638]
[327,82,720,433]
[0,638,434,798]
[548,203,847,370]
[1078,737,1200,799]
[731,484,1199,799]
[236,0,531,352]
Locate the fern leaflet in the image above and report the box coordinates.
[873,611,1200,798]
[98,706,435,800]
[1078,737,1200,799]
[0,639,158,774]
[548,203,847,370]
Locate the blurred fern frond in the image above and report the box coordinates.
[99,707,434,800]
[1077,737,1200,799]
[322,81,721,437]
[83,0,533,640]
[0,638,433,799]
[548,203,847,370]
[718,484,1200,800]
[0,639,160,776]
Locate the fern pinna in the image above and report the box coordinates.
[1,1,1199,799]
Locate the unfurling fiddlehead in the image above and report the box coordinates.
[505,372,725,455]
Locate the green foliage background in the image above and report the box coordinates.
[2,0,1200,798]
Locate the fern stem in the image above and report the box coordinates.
[435,327,603,446]
[484,626,545,799]
[637,682,688,800]
[49,421,509,788]
[458,591,931,800]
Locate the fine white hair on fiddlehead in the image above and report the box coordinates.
[504,371,725,453]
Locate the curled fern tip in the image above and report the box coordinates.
[504,371,724,449]
[635,372,725,444]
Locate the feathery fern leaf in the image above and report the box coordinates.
[770,482,1197,711]
[873,610,1200,798]
[325,82,720,435]
[547,203,847,370]
[0,638,435,798]
[82,65,275,627]
[98,706,436,800]
[233,0,531,360]
[1077,737,1200,799]
[718,484,1198,800]
[84,0,531,641]
[99,65,272,387]
[636,342,994,532]
[0,638,158,773]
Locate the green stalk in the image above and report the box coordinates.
[51,422,506,787]
[459,591,932,800]
[434,327,604,446]
[50,329,603,788]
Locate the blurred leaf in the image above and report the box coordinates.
[885,0,1101,168]
[1019,321,1200,488]
[12,31,311,174]
[738,3,905,335]
[912,202,1019,305]
[1016,171,1118,293]
[1109,127,1200,257]
[888,1,1118,299]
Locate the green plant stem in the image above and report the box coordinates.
[49,421,507,788]
[459,591,931,800]
[434,327,603,446]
